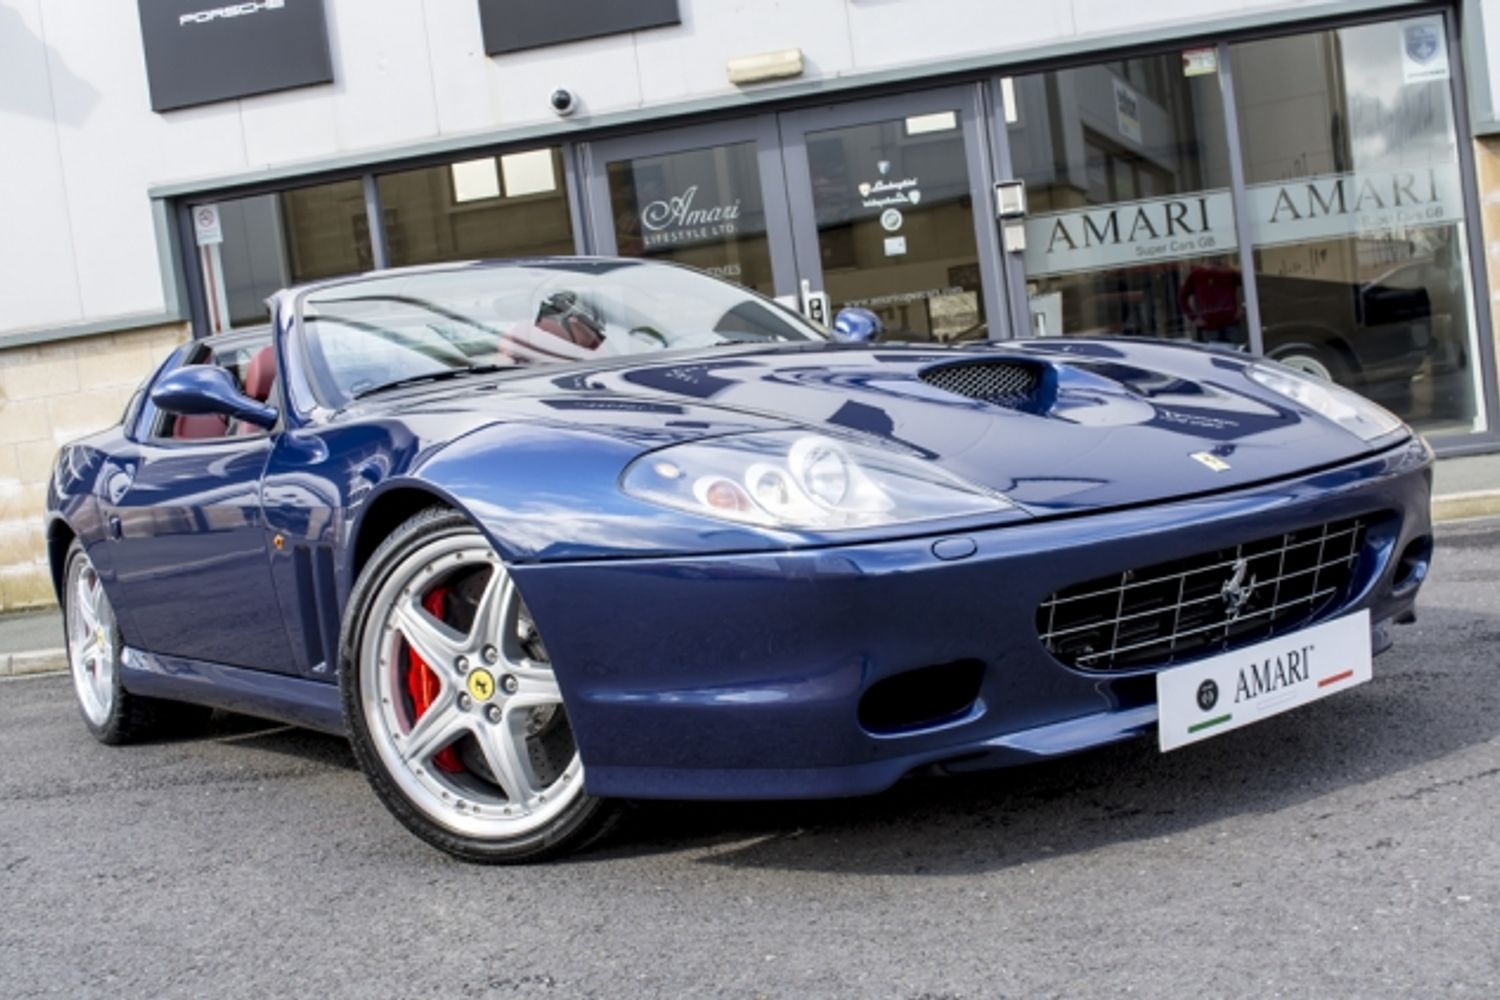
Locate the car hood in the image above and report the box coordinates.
[360,338,1394,517]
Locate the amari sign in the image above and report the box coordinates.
[1024,163,1465,278]
[639,185,743,249]
[137,0,333,112]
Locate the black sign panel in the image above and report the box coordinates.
[477,0,680,56]
[137,0,333,112]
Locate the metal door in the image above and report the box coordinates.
[582,117,799,301]
[776,85,1013,341]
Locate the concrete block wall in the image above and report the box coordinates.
[0,323,187,611]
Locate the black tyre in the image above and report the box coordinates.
[339,507,617,863]
[61,539,211,744]
[1268,341,1354,384]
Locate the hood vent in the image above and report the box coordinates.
[919,361,1042,407]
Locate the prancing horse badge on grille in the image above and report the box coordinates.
[1221,558,1257,619]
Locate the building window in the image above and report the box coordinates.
[376,148,575,267]
[1010,52,1242,343]
[606,141,777,293]
[199,179,372,331]
[1230,17,1486,437]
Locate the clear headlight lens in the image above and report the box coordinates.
[1248,362,1405,442]
[623,432,1010,530]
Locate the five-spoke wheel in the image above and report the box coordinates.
[61,540,210,743]
[66,548,117,728]
[341,508,614,862]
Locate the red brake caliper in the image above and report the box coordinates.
[405,586,464,773]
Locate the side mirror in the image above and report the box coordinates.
[150,365,278,430]
[832,307,883,343]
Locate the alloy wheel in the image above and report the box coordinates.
[66,551,117,727]
[357,531,583,840]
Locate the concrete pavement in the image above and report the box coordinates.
[0,608,63,678]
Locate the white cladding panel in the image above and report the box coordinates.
[0,0,86,331]
[0,0,1455,335]
[636,0,853,104]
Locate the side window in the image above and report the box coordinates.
[151,337,276,442]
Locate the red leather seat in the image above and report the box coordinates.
[173,413,229,439]
[243,346,275,402]
[235,346,276,436]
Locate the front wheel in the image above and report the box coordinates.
[340,508,615,863]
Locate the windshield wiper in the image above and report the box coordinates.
[352,363,518,399]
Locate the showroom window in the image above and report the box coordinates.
[377,148,575,267]
[1004,15,1489,440]
[1230,17,1486,436]
[198,179,372,331]
[606,141,778,294]
[1010,52,1241,344]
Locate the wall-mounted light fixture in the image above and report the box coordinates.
[727,48,804,85]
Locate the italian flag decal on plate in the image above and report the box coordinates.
[1156,609,1373,752]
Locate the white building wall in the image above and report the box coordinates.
[0,0,1444,338]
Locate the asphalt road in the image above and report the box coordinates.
[3,521,1499,999]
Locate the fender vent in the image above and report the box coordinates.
[919,361,1041,406]
[293,543,342,675]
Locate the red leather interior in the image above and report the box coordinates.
[243,346,275,401]
[537,315,603,350]
[173,414,229,439]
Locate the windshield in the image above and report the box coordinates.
[297,260,823,404]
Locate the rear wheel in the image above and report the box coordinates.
[1269,342,1352,384]
[62,540,209,744]
[340,508,614,863]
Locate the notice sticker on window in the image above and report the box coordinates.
[884,236,907,257]
[193,204,223,246]
[1182,48,1218,77]
[1401,16,1449,84]
[1113,79,1142,144]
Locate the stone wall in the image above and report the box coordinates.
[0,323,188,611]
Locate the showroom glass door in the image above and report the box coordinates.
[778,87,1005,342]
[584,118,798,298]
[1004,52,1244,346]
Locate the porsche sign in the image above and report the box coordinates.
[136,0,332,112]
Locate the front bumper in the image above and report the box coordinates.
[513,438,1433,800]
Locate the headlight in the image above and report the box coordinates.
[622,431,1011,530]
[1247,362,1405,442]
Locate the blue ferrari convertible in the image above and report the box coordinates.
[45,259,1433,861]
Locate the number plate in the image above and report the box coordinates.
[1156,610,1372,752]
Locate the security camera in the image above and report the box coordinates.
[549,87,578,117]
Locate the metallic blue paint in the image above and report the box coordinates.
[44,260,1434,802]
[119,646,344,734]
[149,364,278,428]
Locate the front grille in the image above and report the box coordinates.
[919,361,1040,406]
[1038,517,1367,672]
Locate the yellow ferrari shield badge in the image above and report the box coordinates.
[466,668,497,702]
